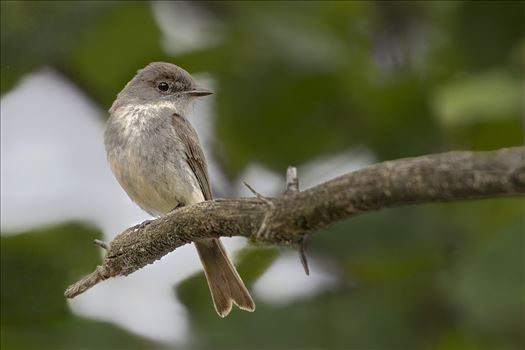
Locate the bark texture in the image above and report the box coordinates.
[65,146,525,298]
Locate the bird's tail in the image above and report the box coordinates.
[194,238,255,317]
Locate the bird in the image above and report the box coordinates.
[104,62,255,317]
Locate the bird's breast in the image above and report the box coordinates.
[104,106,204,215]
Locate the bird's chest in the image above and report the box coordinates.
[105,109,200,215]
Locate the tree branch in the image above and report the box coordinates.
[64,147,525,298]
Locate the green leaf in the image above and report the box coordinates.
[432,70,523,126]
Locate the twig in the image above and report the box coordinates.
[285,166,299,194]
[243,181,275,241]
[64,266,108,298]
[94,239,109,250]
[299,235,310,276]
[283,166,309,274]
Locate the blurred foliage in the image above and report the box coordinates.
[1,0,523,349]
[1,1,168,104]
[2,1,523,174]
[1,223,161,349]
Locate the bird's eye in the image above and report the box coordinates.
[157,82,169,92]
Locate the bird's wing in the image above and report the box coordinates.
[172,113,213,201]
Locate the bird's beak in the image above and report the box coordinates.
[186,88,213,97]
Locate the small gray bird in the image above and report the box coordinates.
[104,62,255,317]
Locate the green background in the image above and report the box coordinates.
[1,1,523,349]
